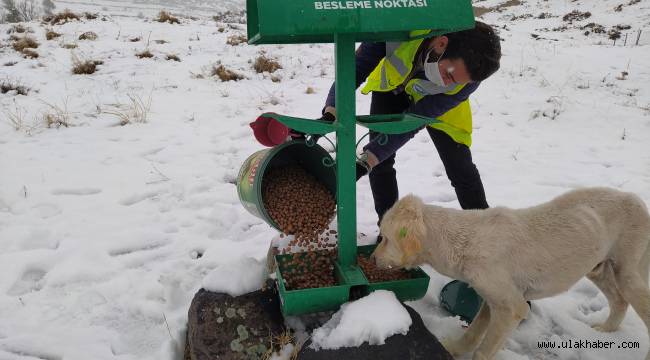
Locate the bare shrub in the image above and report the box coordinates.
[166,54,180,62]
[211,63,244,81]
[83,12,97,20]
[226,34,247,46]
[3,0,40,22]
[8,24,29,33]
[212,9,246,24]
[21,48,38,58]
[78,31,97,40]
[12,36,38,51]
[136,49,154,59]
[45,29,61,40]
[1,78,30,95]
[156,10,179,24]
[253,55,281,73]
[48,9,80,25]
[102,93,152,126]
[71,54,103,74]
[562,10,591,23]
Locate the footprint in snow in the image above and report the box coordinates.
[7,268,47,296]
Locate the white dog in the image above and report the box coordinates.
[373,187,650,360]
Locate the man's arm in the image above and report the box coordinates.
[408,81,479,118]
[363,82,480,164]
[324,42,386,111]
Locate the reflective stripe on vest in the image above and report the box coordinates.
[360,31,473,147]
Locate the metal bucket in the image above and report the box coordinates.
[237,140,336,231]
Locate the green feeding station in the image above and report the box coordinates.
[243,0,479,317]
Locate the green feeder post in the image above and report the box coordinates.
[333,33,365,284]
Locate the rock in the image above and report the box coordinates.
[297,304,453,360]
[185,281,285,360]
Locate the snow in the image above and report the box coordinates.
[0,0,649,359]
[201,256,266,296]
[310,290,412,350]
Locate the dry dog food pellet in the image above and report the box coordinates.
[263,165,336,250]
[357,255,412,283]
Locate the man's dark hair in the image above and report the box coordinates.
[443,21,501,82]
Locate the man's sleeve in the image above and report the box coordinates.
[363,82,481,163]
[408,81,480,118]
[324,42,386,110]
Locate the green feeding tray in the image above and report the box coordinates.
[439,280,483,323]
[276,244,430,316]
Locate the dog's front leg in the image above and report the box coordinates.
[442,302,491,356]
[473,301,529,360]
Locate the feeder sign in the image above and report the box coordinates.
[314,0,428,10]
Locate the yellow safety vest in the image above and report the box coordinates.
[361,30,473,147]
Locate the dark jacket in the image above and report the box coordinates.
[324,41,480,163]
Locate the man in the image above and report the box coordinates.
[321,21,501,226]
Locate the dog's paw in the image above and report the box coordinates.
[440,338,468,356]
[592,323,619,332]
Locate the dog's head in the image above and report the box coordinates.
[372,194,426,269]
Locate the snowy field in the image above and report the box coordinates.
[1,0,649,359]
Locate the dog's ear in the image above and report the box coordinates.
[394,195,426,262]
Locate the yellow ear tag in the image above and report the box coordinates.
[399,227,408,238]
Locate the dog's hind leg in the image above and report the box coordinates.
[442,302,491,356]
[614,267,650,360]
[587,261,629,332]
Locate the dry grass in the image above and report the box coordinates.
[78,31,98,41]
[1,79,30,95]
[136,50,154,59]
[21,49,39,58]
[9,24,30,33]
[42,100,72,128]
[84,12,98,20]
[3,102,26,131]
[156,10,180,24]
[226,34,247,46]
[46,30,62,40]
[154,39,168,44]
[12,36,39,52]
[47,9,81,25]
[260,330,300,360]
[305,87,315,94]
[62,43,78,49]
[103,94,152,126]
[72,57,103,75]
[212,10,246,24]
[129,36,141,42]
[166,54,181,62]
[211,64,244,81]
[253,55,282,73]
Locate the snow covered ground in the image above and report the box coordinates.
[1,0,649,359]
